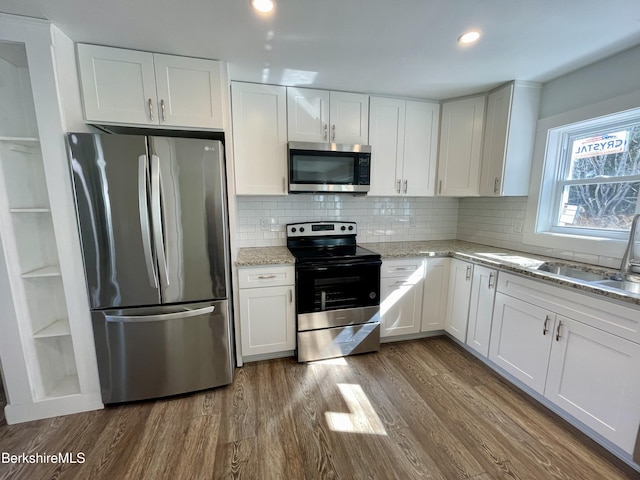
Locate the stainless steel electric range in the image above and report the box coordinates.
[286,221,382,362]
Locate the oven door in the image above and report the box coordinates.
[296,259,381,316]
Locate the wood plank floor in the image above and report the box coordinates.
[1,337,638,479]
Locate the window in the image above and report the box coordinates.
[538,108,640,240]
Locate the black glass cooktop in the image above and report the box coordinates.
[288,244,380,262]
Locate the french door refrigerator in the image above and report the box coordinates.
[67,132,233,404]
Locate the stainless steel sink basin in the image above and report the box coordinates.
[535,263,609,282]
[593,279,640,294]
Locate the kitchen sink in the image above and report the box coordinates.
[592,279,640,295]
[535,262,609,282]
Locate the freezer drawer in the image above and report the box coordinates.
[92,300,232,403]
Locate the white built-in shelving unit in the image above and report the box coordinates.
[0,14,102,423]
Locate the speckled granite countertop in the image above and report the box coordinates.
[237,241,640,307]
[236,246,295,266]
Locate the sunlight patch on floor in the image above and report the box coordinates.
[325,383,387,435]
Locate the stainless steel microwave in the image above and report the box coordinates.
[288,141,372,194]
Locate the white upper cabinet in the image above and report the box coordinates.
[231,82,288,195]
[77,44,224,129]
[480,81,541,196]
[437,94,485,196]
[287,87,369,144]
[369,97,439,196]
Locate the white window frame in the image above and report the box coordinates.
[524,90,640,260]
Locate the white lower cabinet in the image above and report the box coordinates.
[237,266,295,358]
[466,266,497,356]
[444,259,473,342]
[421,258,450,332]
[545,317,640,453]
[489,293,554,394]
[380,259,425,337]
[489,272,640,457]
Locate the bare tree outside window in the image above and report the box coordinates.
[557,124,640,231]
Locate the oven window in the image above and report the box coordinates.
[290,154,355,185]
[296,263,380,314]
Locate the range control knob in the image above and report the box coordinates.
[348,225,354,231]
[341,226,346,231]
[300,227,305,233]
[291,227,297,233]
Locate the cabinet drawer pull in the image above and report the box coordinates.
[543,315,550,336]
[494,177,499,194]
[404,180,408,194]
[323,123,328,140]
[258,274,277,280]
[161,99,166,122]
[394,267,414,271]
[555,320,563,341]
[465,265,472,280]
[289,288,293,304]
[331,124,336,141]
[148,98,154,121]
[397,180,401,194]
[439,180,442,195]
[488,272,495,289]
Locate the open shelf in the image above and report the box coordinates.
[47,375,80,399]
[10,208,51,214]
[21,265,61,278]
[0,136,39,144]
[33,336,80,400]
[33,319,71,339]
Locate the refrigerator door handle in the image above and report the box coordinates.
[105,305,215,323]
[150,154,170,287]
[138,155,158,289]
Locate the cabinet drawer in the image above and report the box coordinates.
[381,258,425,280]
[238,266,294,289]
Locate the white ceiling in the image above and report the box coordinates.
[2,0,640,100]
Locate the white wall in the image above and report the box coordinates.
[539,44,640,119]
[236,195,459,247]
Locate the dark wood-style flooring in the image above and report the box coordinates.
[0,337,638,479]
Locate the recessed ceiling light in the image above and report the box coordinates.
[458,30,481,45]
[251,0,275,13]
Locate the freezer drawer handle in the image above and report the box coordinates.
[105,305,215,323]
[138,155,158,288]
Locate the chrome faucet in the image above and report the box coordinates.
[620,213,640,276]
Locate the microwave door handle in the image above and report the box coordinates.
[138,155,158,288]
[150,154,169,288]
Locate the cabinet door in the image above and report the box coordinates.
[466,266,497,357]
[77,44,157,125]
[232,82,288,195]
[287,87,329,142]
[480,83,512,196]
[401,101,439,196]
[545,316,640,454]
[239,285,295,356]
[489,293,554,394]
[368,96,404,196]
[329,91,369,144]
[444,259,473,342]
[153,54,223,129]
[380,277,423,337]
[421,257,450,332]
[437,95,485,196]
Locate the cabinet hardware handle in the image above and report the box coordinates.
[543,315,550,336]
[161,99,166,122]
[488,272,495,289]
[394,267,414,271]
[289,289,293,304]
[466,265,472,280]
[323,124,328,140]
[404,180,408,194]
[331,124,336,141]
[439,180,442,195]
[258,274,277,280]
[494,177,499,194]
[282,177,286,193]
[148,98,154,121]
[555,320,563,341]
[397,180,401,194]
[394,280,407,285]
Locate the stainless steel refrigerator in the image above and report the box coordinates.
[67,132,233,404]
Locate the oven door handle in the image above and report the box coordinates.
[297,260,382,271]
